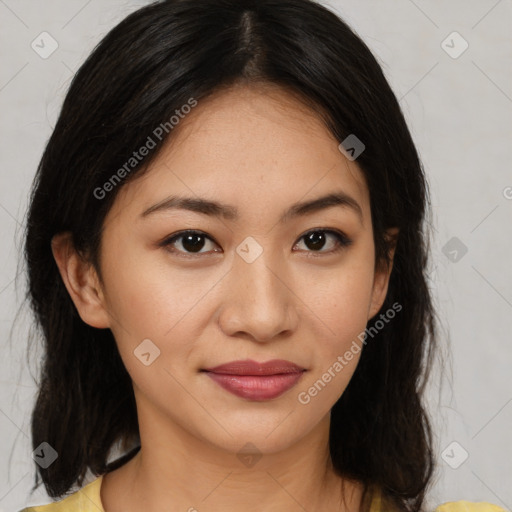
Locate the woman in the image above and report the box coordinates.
[19,0,505,511]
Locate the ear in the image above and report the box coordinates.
[368,227,399,320]
[51,232,110,329]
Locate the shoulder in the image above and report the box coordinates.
[19,475,105,512]
[370,487,507,512]
[434,500,508,512]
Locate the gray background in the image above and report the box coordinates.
[1,0,511,510]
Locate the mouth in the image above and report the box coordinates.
[201,359,307,401]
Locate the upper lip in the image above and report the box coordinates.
[202,359,306,375]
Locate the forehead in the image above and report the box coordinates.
[107,84,370,226]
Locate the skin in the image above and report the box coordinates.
[52,83,398,512]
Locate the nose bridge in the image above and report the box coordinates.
[218,241,297,341]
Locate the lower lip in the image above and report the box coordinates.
[204,371,305,401]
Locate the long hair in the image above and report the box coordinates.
[23,1,438,510]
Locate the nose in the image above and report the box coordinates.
[216,249,299,343]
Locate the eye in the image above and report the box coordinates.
[161,230,220,257]
[160,228,352,258]
[293,229,352,256]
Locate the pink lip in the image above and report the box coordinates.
[202,359,306,401]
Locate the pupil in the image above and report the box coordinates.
[306,231,325,251]
[183,234,204,252]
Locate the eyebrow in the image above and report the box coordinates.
[140,191,363,225]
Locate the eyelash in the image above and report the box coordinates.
[159,228,352,259]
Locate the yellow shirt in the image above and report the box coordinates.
[19,475,508,512]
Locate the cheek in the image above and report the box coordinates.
[296,243,375,393]
[101,237,210,333]
[99,240,229,383]
[295,272,371,412]
[302,246,375,337]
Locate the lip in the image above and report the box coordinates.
[202,359,306,401]
[203,359,305,375]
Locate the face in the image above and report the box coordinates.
[55,84,396,456]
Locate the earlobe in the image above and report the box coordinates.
[51,232,110,329]
[368,227,399,320]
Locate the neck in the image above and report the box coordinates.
[101,404,363,512]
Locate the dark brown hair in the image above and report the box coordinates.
[23,1,438,510]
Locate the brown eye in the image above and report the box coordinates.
[294,229,352,254]
[162,230,220,256]
[179,233,206,253]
